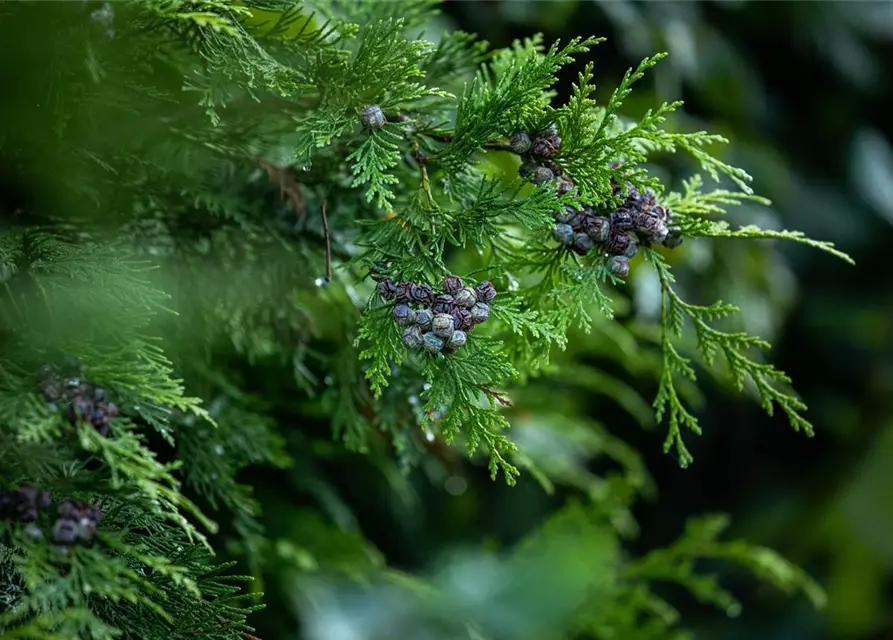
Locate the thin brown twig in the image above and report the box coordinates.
[411,142,436,207]
[477,385,513,407]
[320,196,332,282]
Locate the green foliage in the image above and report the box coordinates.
[347,126,403,210]
[625,513,826,618]
[647,249,814,466]
[438,35,601,174]
[298,503,825,640]
[665,175,854,263]
[641,175,853,465]
[0,0,849,638]
[0,502,262,640]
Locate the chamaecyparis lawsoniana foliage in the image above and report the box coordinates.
[0,1,849,638]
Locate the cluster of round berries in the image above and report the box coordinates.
[0,484,102,548]
[376,275,496,355]
[0,483,51,524]
[38,363,118,437]
[512,124,566,186]
[508,122,683,277]
[51,499,103,547]
[551,179,683,277]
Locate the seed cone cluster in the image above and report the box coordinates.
[52,499,103,547]
[376,275,496,355]
[38,363,118,436]
[0,484,102,548]
[513,124,564,186]
[511,123,683,278]
[0,483,50,523]
[551,179,683,277]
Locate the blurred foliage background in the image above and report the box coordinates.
[241,3,893,639]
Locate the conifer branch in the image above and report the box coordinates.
[624,513,826,619]
[648,249,815,466]
[664,175,854,264]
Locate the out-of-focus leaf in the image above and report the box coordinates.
[850,128,893,226]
